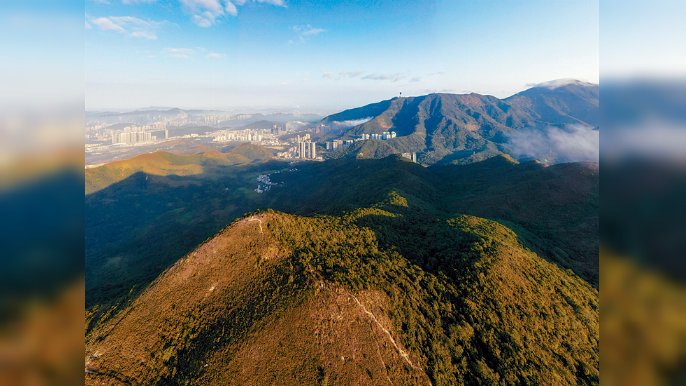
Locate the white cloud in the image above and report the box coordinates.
[206,52,224,59]
[122,0,157,4]
[332,117,373,127]
[181,0,285,27]
[255,0,285,5]
[90,16,160,39]
[165,47,195,59]
[225,1,238,16]
[181,0,225,27]
[507,124,599,163]
[235,0,286,6]
[362,73,404,82]
[323,71,413,83]
[292,24,325,42]
[527,78,596,89]
[92,17,126,33]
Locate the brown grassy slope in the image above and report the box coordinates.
[195,285,430,385]
[85,213,291,384]
[85,213,428,385]
[85,143,273,194]
[86,209,597,385]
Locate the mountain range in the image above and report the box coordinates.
[320,80,598,164]
[84,79,599,385]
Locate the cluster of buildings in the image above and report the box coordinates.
[209,127,284,146]
[325,139,344,150]
[362,131,397,140]
[111,127,168,145]
[212,129,264,143]
[275,133,320,160]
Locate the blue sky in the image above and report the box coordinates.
[85,0,599,112]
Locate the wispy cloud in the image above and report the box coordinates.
[332,117,374,127]
[165,47,195,59]
[90,16,161,40]
[362,73,405,82]
[323,71,414,83]
[291,24,325,43]
[181,0,286,27]
[122,0,157,4]
[322,71,362,80]
[180,0,225,27]
[235,0,286,5]
[293,24,325,37]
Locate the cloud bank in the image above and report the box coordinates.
[332,117,374,127]
[526,79,597,90]
[507,124,599,163]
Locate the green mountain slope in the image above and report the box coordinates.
[321,81,598,164]
[86,198,598,385]
[86,154,598,321]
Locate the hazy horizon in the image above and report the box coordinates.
[86,78,599,113]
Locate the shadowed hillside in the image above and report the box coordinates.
[85,143,273,194]
[86,154,598,324]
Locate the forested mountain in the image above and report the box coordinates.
[86,155,598,315]
[321,80,598,164]
[87,194,598,385]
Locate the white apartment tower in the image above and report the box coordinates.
[308,141,316,159]
[298,140,317,159]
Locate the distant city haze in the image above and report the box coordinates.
[85,0,598,112]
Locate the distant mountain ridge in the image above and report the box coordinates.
[321,80,598,164]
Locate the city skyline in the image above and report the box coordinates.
[86,0,599,111]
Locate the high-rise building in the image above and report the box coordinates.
[309,141,316,159]
[299,141,307,159]
[297,140,317,159]
[112,130,153,145]
[401,152,418,163]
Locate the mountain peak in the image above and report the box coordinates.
[528,78,597,90]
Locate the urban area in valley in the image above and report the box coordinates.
[85,108,416,166]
